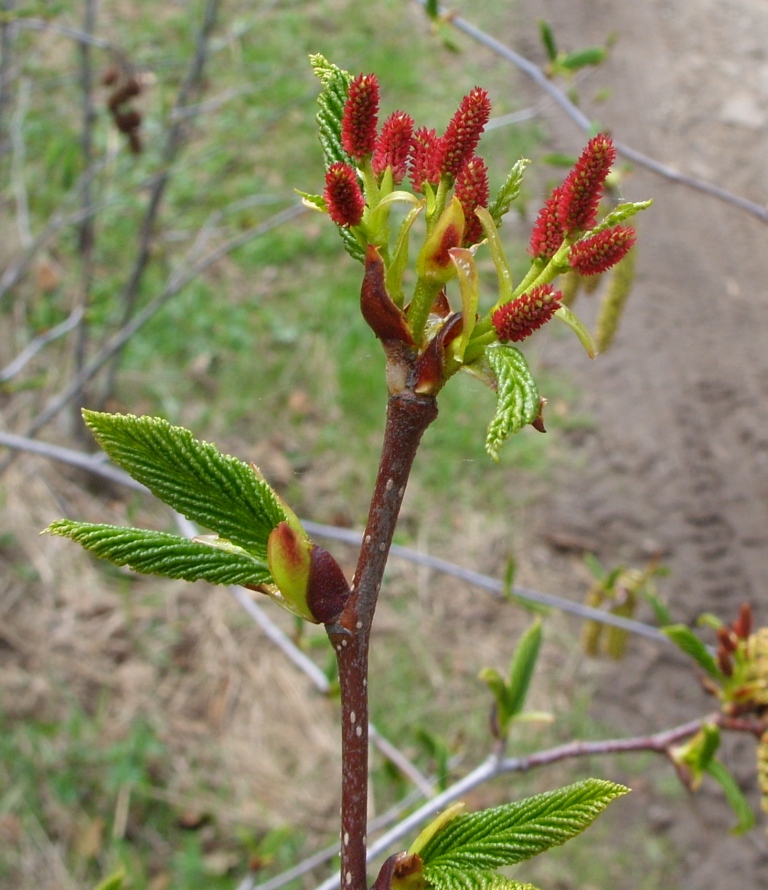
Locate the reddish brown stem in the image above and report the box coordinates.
[328,387,438,890]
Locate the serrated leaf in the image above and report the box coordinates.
[309,55,365,263]
[45,521,271,587]
[484,345,540,462]
[591,200,653,233]
[82,412,286,559]
[419,779,628,872]
[706,759,756,835]
[507,620,542,717]
[661,624,721,680]
[310,53,352,170]
[488,159,530,227]
[426,870,538,890]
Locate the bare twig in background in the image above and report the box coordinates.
[0,306,84,382]
[0,429,671,645]
[10,74,31,247]
[412,0,768,225]
[0,0,16,157]
[72,0,99,434]
[98,0,221,404]
[10,16,114,53]
[0,201,306,474]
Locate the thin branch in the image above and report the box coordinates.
[0,428,671,643]
[303,522,670,644]
[0,202,305,474]
[10,16,113,52]
[0,306,84,381]
[10,74,31,246]
[412,0,768,225]
[99,0,221,401]
[72,0,99,430]
[316,714,715,890]
[0,0,16,156]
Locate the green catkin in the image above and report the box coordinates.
[581,583,605,657]
[759,730,768,824]
[595,244,637,352]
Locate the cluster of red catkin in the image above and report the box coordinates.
[324,73,636,348]
[323,73,491,247]
[102,66,144,154]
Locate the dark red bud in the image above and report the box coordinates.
[413,312,463,394]
[306,545,351,625]
[733,602,753,639]
[361,245,414,344]
[717,648,734,677]
[717,626,737,653]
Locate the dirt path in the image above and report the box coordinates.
[514,0,768,885]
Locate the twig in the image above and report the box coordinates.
[0,306,84,381]
[72,0,99,430]
[98,0,221,402]
[0,0,16,156]
[0,202,305,474]
[315,714,714,890]
[10,74,31,247]
[412,0,768,225]
[303,522,670,643]
[0,428,671,643]
[10,16,113,52]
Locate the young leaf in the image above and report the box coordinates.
[661,624,721,680]
[506,620,542,717]
[558,47,608,71]
[589,200,653,233]
[488,159,531,228]
[310,53,352,170]
[44,521,272,587]
[81,412,286,559]
[706,759,756,835]
[309,54,364,263]
[419,779,628,873]
[538,20,558,63]
[484,345,540,462]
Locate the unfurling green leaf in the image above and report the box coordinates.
[310,53,351,170]
[44,522,272,587]
[419,779,627,878]
[506,619,543,717]
[589,200,653,233]
[81,411,286,560]
[706,759,756,835]
[558,47,608,71]
[662,624,721,680]
[309,54,364,263]
[670,724,721,790]
[538,20,558,63]
[484,345,540,461]
[488,159,530,228]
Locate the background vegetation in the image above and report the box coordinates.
[1,1,740,889]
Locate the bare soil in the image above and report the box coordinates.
[515,0,768,885]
